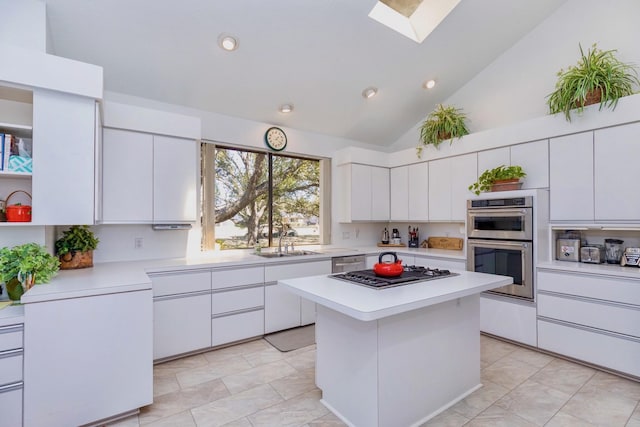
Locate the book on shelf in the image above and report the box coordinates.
[0,133,4,171]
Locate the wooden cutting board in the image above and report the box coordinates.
[424,237,464,250]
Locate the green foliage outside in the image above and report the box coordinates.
[547,43,640,121]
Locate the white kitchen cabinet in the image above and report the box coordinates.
[428,154,476,222]
[102,128,153,222]
[408,162,429,221]
[101,128,197,223]
[339,163,389,222]
[0,323,23,427]
[536,269,640,377]
[211,266,264,346]
[31,90,97,225]
[480,295,537,346]
[510,140,549,189]
[594,123,640,221]
[549,132,594,221]
[413,256,465,271]
[24,289,153,427]
[264,260,331,333]
[477,147,510,176]
[153,135,197,223]
[151,270,212,360]
[390,166,408,221]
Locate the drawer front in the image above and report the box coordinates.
[538,293,640,338]
[413,257,466,271]
[151,270,211,297]
[265,260,331,282]
[212,266,263,290]
[0,325,23,352]
[212,309,264,347]
[212,286,264,315]
[0,351,23,385]
[0,385,23,427]
[538,270,640,306]
[538,319,640,377]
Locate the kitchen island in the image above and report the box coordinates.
[280,270,512,427]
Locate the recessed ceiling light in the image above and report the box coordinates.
[362,87,378,99]
[218,33,238,51]
[424,79,436,89]
[279,104,294,113]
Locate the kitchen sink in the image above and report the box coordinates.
[256,250,319,258]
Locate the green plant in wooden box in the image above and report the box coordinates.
[547,43,640,121]
[417,104,469,157]
[0,243,60,300]
[55,225,99,269]
[468,165,526,196]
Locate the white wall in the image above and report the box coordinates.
[0,0,46,52]
[391,0,640,151]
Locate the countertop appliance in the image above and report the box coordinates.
[331,255,366,273]
[580,245,605,264]
[556,238,581,262]
[621,247,640,267]
[466,196,534,300]
[331,265,458,289]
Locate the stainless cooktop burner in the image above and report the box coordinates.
[331,266,459,289]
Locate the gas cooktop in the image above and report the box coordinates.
[331,266,459,289]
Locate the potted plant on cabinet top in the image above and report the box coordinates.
[0,243,60,301]
[547,43,640,122]
[417,104,469,157]
[55,225,99,270]
[468,165,526,196]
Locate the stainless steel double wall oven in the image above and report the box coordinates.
[466,196,534,300]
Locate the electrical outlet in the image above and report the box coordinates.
[134,237,143,249]
[342,231,350,240]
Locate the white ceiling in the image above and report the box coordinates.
[44,0,567,146]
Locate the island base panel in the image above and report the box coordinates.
[316,295,481,427]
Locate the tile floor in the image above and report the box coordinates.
[107,334,640,427]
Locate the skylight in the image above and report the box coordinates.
[369,0,461,43]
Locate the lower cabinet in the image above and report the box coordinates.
[0,323,23,427]
[264,260,331,334]
[153,292,212,360]
[150,269,212,360]
[480,294,537,346]
[212,309,264,347]
[537,269,640,377]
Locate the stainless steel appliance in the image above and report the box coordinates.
[466,196,534,300]
[605,239,624,264]
[580,245,605,264]
[331,255,366,273]
[331,265,458,289]
[556,239,581,262]
[621,247,640,267]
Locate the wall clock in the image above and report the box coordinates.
[264,127,287,151]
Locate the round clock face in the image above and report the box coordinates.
[265,127,287,151]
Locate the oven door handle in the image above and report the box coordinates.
[468,239,530,249]
[467,208,529,218]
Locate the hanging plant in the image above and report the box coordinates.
[417,104,469,157]
[547,43,640,121]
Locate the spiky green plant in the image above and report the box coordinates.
[547,43,640,121]
[468,165,526,196]
[417,104,469,157]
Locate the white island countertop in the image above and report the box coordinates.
[280,270,512,321]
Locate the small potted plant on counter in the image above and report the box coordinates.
[468,165,526,195]
[417,104,469,157]
[55,225,99,270]
[0,243,60,301]
[547,43,640,121]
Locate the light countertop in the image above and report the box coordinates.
[279,270,512,321]
[17,245,465,304]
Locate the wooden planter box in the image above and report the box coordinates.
[59,250,93,270]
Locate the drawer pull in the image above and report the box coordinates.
[0,325,23,335]
[0,382,23,393]
[0,349,22,360]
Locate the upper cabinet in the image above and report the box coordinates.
[429,153,476,222]
[477,140,549,190]
[101,128,197,224]
[549,132,594,221]
[408,162,429,221]
[339,163,389,222]
[0,86,97,225]
[594,123,640,221]
[389,166,409,221]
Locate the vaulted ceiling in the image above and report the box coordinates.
[44,0,567,146]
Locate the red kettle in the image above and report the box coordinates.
[373,252,404,277]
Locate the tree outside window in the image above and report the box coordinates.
[203,144,322,250]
